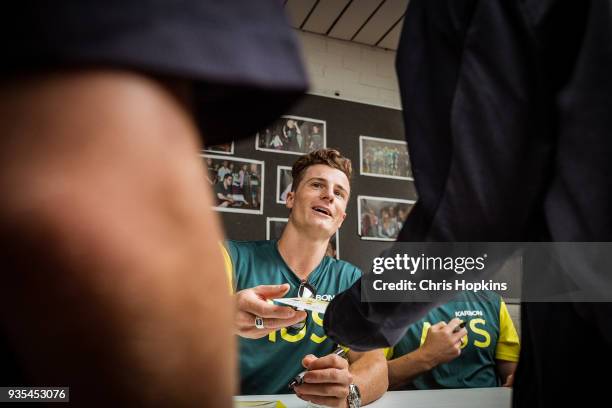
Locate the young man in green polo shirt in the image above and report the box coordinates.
[225,149,387,407]
[388,291,520,389]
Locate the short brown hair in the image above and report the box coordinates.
[291,149,352,192]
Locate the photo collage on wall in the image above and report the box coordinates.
[256,115,326,155]
[203,142,234,155]
[200,107,415,246]
[359,136,412,180]
[202,154,264,215]
[201,115,328,219]
[357,195,415,241]
[357,135,415,241]
[276,166,293,204]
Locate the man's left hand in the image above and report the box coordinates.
[294,352,352,408]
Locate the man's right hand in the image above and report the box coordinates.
[419,318,467,367]
[235,284,307,339]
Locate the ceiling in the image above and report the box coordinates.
[284,0,408,51]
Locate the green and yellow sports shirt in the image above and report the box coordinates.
[391,291,520,389]
[223,240,361,395]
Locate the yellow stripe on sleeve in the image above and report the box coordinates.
[219,242,234,294]
[495,300,521,362]
[343,346,390,361]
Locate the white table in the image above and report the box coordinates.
[236,387,512,408]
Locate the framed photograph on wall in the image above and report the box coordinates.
[266,217,288,241]
[276,166,293,204]
[266,217,340,259]
[203,142,234,155]
[202,154,264,214]
[256,115,326,156]
[359,135,413,180]
[357,195,416,241]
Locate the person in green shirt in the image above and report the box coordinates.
[227,149,387,407]
[388,291,520,390]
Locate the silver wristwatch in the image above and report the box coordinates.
[347,383,361,408]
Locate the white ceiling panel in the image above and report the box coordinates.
[288,0,406,51]
[286,0,318,29]
[302,0,352,34]
[352,0,408,45]
[377,17,404,50]
[327,0,384,40]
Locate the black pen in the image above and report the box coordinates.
[288,346,348,389]
[452,321,466,333]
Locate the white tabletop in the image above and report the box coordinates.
[236,387,512,408]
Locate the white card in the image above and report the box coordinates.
[273,297,329,314]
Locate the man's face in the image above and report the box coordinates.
[225,176,233,187]
[286,164,350,238]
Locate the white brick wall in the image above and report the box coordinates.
[297,31,402,110]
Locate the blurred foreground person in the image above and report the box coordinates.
[0,1,306,406]
[324,1,612,406]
